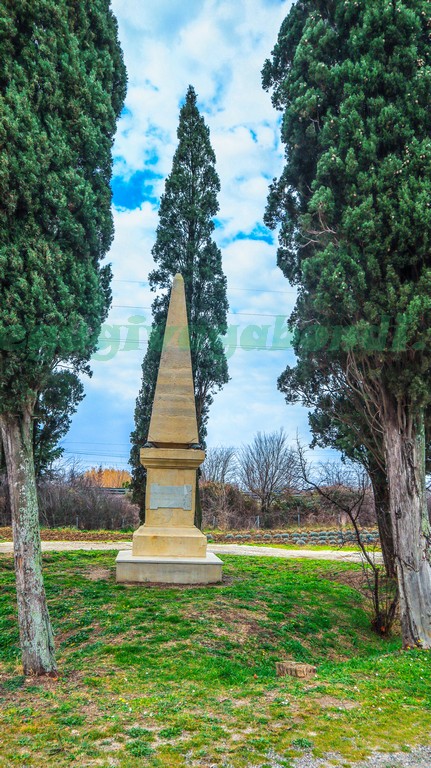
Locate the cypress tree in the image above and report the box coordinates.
[131,86,229,522]
[263,0,431,647]
[0,0,126,674]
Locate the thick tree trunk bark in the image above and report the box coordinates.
[0,408,57,676]
[369,461,396,578]
[139,471,147,525]
[382,400,431,648]
[0,435,11,525]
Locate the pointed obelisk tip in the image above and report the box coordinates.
[147,273,199,446]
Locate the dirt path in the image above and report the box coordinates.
[0,540,381,563]
[291,745,431,768]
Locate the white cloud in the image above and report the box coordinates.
[64,0,340,468]
[110,0,289,195]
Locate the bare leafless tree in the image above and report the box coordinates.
[297,441,398,635]
[237,429,300,526]
[201,446,236,484]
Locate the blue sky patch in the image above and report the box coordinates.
[111,170,161,209]
[236,226,274,245]
[218,224,274,248]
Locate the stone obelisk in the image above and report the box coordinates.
[116,274,223,584]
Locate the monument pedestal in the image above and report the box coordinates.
[116,447,222,583]
[132,525,207,558]
[115,551,223,585]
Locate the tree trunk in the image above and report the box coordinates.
[369,461,396,578]
[382,399,431,648]
[260,500,270,529]
[194,471,202,530]
[0,435,11,526]
[139,471,147,525]
[0,408,57,676]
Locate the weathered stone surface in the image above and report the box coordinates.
[115,551,223,585]
[132,525,207,558]
[148,273,198,447]
[149,483,192,510]
[275,661,317,678]
[116,273,222,585]
[134,445,205,558]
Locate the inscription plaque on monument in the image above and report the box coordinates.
[150,483,192,510]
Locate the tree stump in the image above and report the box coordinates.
[276,661,316,678]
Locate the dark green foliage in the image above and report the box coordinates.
[263,0,431,465]
[131,86,228,510]
[0,0,127,409]
[278,359,389,540]
[263,0,431,391]
[279,360,377,467]
[33,370,84,477]
[292,737,313,750]
[264,0,431,573]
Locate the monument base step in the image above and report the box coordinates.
[132,525,207,558]
[115,550,223,585]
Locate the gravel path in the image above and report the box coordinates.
[210,543,379,563]
[0,541,133,553]
[0,540,381,563]
[290,745,431,768]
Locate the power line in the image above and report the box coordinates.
[112,279,296,294]
[62,442,334,456]
[95,341,292,350]
[61,441,131,446]
[111,304,291,318]
[63,450,130,459]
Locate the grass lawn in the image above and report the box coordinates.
[0,553,430,767]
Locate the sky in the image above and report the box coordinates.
[62,0,338,471]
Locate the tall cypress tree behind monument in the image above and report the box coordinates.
[130,86,229,516]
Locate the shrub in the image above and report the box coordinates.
[0,469,139,530]
[201,481,258,529]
